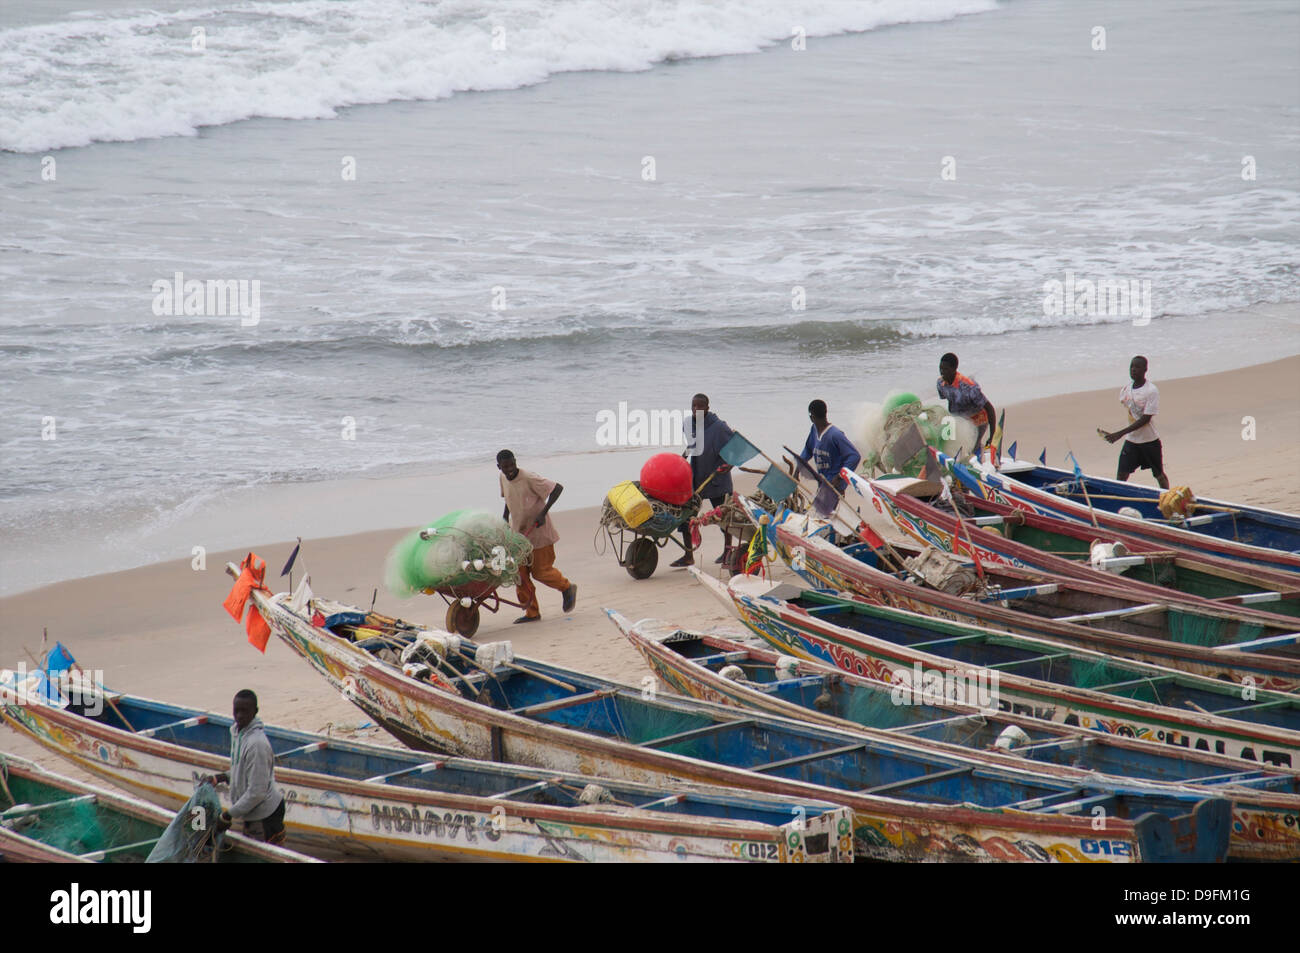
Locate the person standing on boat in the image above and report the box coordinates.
[210,689,286,845]
[671,393,735,568]
[797,399,861,517]
[1103,355,1169,490]
[936,352,996,453]
[498,450,578,623]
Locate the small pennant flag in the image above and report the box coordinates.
[718,432,761,467]
[280,537,302,577]
[757,464,799,503]
[922,450,942,483]
[1007,441,1017,461]
[1038,448,1047,466]
[856,521,886,550]
[1066,451,1084,481]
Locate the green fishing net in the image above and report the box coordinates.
[860,391,966,477]
[1167,610,1262,648]
[146,783,228,863]
[1,770,159,862]
[385,509,532,596]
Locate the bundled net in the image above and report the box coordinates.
[146,783,228,863]
[385,510,532,596]
[599,483,698,536]
[859,391,968,477]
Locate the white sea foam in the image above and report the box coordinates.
[0,0,998,153]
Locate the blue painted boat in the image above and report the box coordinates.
[612,614,1300,861]
[734,494,1300,691]
[958,458,1300,573]
[224,563,1233,862]
[851,469,1300,619]
[0,663,853,863]
[693,569,1300,769]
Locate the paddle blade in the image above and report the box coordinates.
[719,432,761,467]
[757,464,799,503]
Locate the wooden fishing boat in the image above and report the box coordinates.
[733,499,1300,691]
[985,460,1300,573]
[0,672,852,864]
[958,493,1300,616]
[610,614,1300,861]
[0,753,315,863]
[221,566,1233,862]
[847,470,1300,618]
[692,569,1300,770]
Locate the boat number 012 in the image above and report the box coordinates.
[1080,839,1130,856]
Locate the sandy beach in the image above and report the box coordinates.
[2,355,1298,782]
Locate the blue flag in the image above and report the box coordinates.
[718,432,761,467]
[1007,441,1017,461]
[1038,448,1046,465]
[45,642,77,675]
[1066,451,1084,481]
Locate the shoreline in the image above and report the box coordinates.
[1,354,1298,774]
[3,351,1298,602]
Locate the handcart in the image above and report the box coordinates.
[425,578,527,638]
[601,498,700,579]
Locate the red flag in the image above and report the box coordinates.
[856,521,886,550]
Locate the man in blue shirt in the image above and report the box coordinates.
[798,399,861,516]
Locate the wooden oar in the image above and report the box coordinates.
[452,648,577,694]
[1042,489,1243,515]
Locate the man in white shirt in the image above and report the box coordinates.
[1102,355,1169,489]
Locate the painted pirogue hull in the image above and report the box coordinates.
[0,754,315,863]
[0,694,850,864]
[246,588,1231,862]
[957,493,1300,617]
[613,617,1300,862]
[852,472,1300,618]
[694,570,1300,772]
[761,515,1300,692]
[988,463,1300,573]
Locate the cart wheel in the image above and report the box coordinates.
[625,538,658,579]
[445,602,481,638]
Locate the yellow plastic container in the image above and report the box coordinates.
[608,481,653,528]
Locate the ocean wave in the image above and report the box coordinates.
[0,0,999,153]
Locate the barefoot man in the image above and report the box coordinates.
[497,450,578,623]
[1103,355,1169,489]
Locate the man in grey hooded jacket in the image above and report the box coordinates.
[672,394,736,567]
[212,689,286,844]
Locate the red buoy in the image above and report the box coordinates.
[640,453,693,505]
